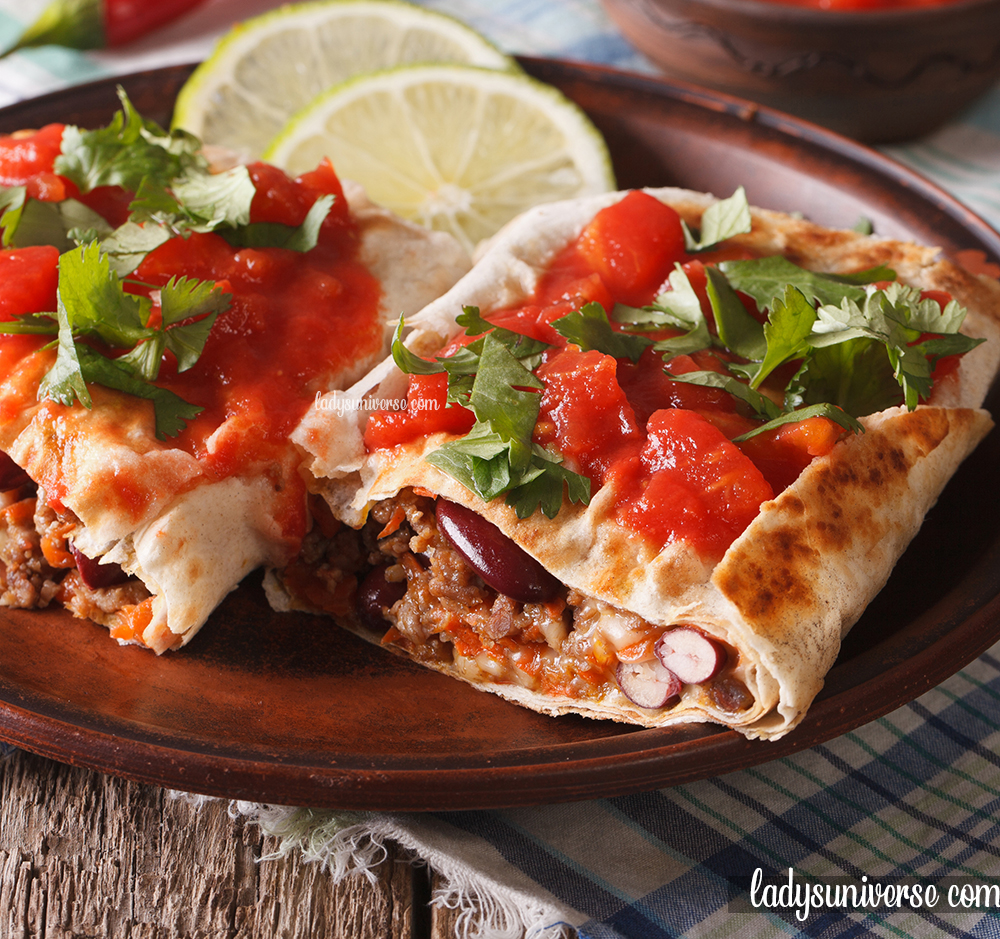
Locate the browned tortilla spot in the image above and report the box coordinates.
[717,525,819,622]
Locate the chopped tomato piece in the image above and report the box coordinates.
[488,271,616,345]
[618,347,736,426]
[734,415,845,492]
[109,597,156,645]
[364,372,475,450]
[248,158,350,230]
[576,190,687,307]
[0,246,60,321]
[610,409,774,556]
[535,348,640,482]
[0,125,65,189]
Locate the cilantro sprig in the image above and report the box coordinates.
[1,87,336,258]
[0,241,230,439]
[0,89,342,436]
[615,253,982,438]
[391,309,591,519]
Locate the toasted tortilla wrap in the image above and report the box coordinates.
[0,183,470,652]
[274,187,1000,739]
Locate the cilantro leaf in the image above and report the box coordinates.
[393,310,589,517]
[455,306,550,362]
[469,333,543,461]
[616,264,714,360]
[159,276,229,372]
[552,301,652,362]
[682,187,752,252]
[719,255,892,313]
[97,221,172,276]
[55,87,203,195]
[0,185,26,247]
[732,403,864,441]
[426,431,590,520]
[796,336,903,417]
[666,369,782,422]
[667,369,863,440]
[0,185,111,250]
[57,241,152,352]
[749,284,818,389]
[38,294,91,409]
[167,165,255,230]
[5,239,226,437]
[427,425,514,503]
[506,450,590,519]
[705,266,766,360]
[0,313,58,335]
[810,283,982,409]
[220,194,335,252]
[74,346,203,440]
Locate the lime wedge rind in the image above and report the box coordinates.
[172,0,516,159]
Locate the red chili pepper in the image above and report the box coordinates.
[3,0,208,56]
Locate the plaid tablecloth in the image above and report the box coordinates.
[3,1,1000,936]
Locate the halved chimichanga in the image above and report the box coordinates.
[271,186,1000,739]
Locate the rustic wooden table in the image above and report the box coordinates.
[1,748,474,939]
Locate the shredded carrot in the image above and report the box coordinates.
[381,625,404,645]
[377,504,407,539]
[412,487,435,499]
[110,597,155,645]
[0,497,36,526]
[448,623,486,658]
[542,597,567,619]
[40,520,76,569]
[400,553,426,577]
[616,637,656,663]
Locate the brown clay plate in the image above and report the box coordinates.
[2,59,1000,811]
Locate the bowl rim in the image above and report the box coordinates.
[601,0,1000,25]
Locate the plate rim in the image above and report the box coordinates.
[1,56,999,809]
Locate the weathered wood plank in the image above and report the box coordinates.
[0,750,421,939]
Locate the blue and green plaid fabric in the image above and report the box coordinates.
[429,643,1000,936]
[3,2,1000,936]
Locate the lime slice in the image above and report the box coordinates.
[172,0,514,160]
[263,64,617,253]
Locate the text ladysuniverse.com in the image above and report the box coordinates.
[746,868,1000,921]
[312,392,440,415]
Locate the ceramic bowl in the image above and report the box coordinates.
[599,0,1000,142]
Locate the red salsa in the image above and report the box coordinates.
[365,190,868,557]
[0,126,384,545]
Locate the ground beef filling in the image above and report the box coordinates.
[0,482,151,630]
[356,491,596,695]
[347,490,754,710]
[0,488,60,609]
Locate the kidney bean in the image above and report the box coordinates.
[70,544,132,589]
[0,451,30,491]
[709,676,755,713]
[616,659,681,709]
[435,499,562,604]
[357,563,407,631]
[654,627,727,685]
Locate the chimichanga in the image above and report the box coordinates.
[272,185,1000,740]
[0,105,469,652]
